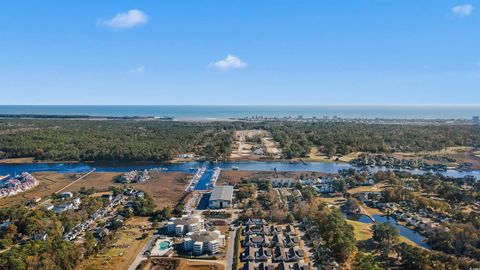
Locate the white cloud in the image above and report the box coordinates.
[210,54,246,71]
[99,9,148,29]
[129,65,145,75]
[451,4,474,17]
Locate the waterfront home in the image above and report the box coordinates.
[316,184,334,193]
[271,178,295,188]
[300,178,318,186]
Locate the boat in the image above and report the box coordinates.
[232,166,239,171]
[0,175,10,182]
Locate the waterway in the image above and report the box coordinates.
[0,161,479,180]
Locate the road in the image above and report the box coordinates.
[55,168,96,194]
[225,227,238,270]
[128,236,155,270]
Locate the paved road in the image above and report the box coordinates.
[225,228,238,270]
[128,237,155,270]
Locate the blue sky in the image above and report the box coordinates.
[1,1,479,105]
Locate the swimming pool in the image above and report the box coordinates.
[159,241,170,250]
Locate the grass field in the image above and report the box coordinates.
[348,219,425,249]
[348,220,373,241]
[348,183,386,194]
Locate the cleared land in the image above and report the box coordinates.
[307,147,361,163]
[230,130,282,160]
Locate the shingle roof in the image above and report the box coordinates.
[209,185,233,201]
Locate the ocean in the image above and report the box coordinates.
[0,105,479,120]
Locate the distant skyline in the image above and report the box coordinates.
[1,1,479,105]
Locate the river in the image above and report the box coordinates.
[0,161,479,179]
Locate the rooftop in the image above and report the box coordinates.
[209,185,234,201]
[188,230,221,242]
[172,215,202,225]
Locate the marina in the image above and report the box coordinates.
[186,167,206,192]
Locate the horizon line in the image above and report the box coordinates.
[1,104,480,107]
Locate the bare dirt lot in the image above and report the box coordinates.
[230,130,282,160]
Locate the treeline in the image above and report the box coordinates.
[0,120,233,162]
[265,122,480,158]
[2,119,479,162]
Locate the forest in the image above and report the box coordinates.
[0,119,233,162]
[1,119,479,162]
[265,122,480,158]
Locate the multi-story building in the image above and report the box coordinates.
[183,229,225,255]
[166,215,204,236]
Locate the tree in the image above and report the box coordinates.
[354,253,381,270]
[84,232,96,256]
[346,198,361,214]
[396,243,428,270]
[372,222,399,258]
[333,179,347,193]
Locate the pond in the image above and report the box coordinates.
[346,213,431,249]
